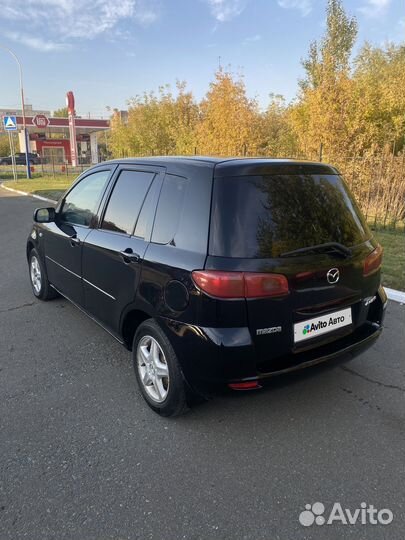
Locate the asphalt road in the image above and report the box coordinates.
[0,186,404,540]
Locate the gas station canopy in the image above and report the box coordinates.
[12,114,110,165]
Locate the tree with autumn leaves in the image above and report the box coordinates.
[109,0,405,161]
[196,70,260,156]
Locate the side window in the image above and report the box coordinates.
[60,170,110,227]
[152,175,188,245]
[134,179,159,239]
[101,170,155,235]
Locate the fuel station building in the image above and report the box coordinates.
[0,94,110,165]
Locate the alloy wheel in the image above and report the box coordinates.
[137,335,169,403]
[30,256,42,294]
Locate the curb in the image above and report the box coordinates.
[385,287,405,304]
[1,182,404,304]
[0,182,57,204]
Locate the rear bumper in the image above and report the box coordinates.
[252,322,382,380]
[160,286,387,393]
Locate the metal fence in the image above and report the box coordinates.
[0,162,90,179]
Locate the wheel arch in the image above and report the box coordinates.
[121,308,151,350]
[26,240,35,260]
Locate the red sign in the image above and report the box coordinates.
[67,91,78,166]
[32,114,50,128]
[66,91,75,115]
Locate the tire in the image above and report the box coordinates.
[132,319,189,417]
[28,248,58,301]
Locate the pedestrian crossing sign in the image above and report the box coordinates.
[3,116,17,131]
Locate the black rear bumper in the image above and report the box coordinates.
[253,321,382,380]
[161,286,387,392]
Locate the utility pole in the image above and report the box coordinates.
[0,44,31,179]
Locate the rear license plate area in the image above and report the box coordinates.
[294,307,352,344]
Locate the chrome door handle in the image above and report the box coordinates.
[120,249,140,263]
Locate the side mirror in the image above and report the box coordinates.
[33,207,56,223]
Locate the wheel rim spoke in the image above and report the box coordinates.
[154,358,169,378]
[153,376,163,400]
[139,344,150,365]
[150,339,159,363]
[142,369,151,386]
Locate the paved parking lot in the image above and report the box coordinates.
[0,186,404,540]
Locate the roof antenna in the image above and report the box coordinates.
[218,56,222,70]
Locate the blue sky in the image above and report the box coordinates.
[0,0,403,117]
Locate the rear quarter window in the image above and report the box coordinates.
[152,174,188,245]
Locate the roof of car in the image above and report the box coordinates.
[102,156,339,176]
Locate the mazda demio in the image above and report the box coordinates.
[27,157,387,416]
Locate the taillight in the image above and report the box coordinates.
[191,271,245,298]
[192,270,289,299]
[363,245,383,277]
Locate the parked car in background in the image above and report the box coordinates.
[0,152,41,165]
[26,157,387,416]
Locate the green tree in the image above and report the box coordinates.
[108,82,199,158]
[350,43,405,154]
[108,109,132,157]
[0,134,10,156]
[258,94,298,157]
[301,0,357,90]
[53,107,69,117]
[291,0,358,159]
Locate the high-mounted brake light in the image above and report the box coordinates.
[363,245,383,277]
[192,270,289,299]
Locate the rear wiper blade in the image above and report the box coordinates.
[280,242,352,259]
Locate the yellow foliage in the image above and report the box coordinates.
[196,69,260,156]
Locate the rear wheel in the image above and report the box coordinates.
[132,319,188,417]
[28,248,58,301]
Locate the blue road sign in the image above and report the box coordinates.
[3,116,17,131]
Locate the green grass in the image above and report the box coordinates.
[373,229,405,291]
[2,175,76,201]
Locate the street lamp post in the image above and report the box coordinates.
[0,44,31,179]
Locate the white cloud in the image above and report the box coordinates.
[5,32,71,52]
[134,5,158,25]
[277,0,312,16]
[358,0,391,17]
[206,0,247,22]
[0,0,159,50]
[243,34,261,44]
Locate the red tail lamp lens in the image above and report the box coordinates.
[228,381,261,390]
[244,273,289,298]
[363,245,383,277]
[192,271,289,299]
[191,271,245,298]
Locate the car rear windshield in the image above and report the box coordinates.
[209,174,371,258]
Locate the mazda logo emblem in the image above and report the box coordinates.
[326,268,340,284]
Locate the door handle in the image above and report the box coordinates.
[120,248,140,264]
[69,235,80,247]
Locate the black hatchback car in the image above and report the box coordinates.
[27,157,387,416]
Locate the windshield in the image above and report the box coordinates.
[209,174,371,258]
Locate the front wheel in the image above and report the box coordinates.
[28,248,58,301]
[132,319,188,417]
